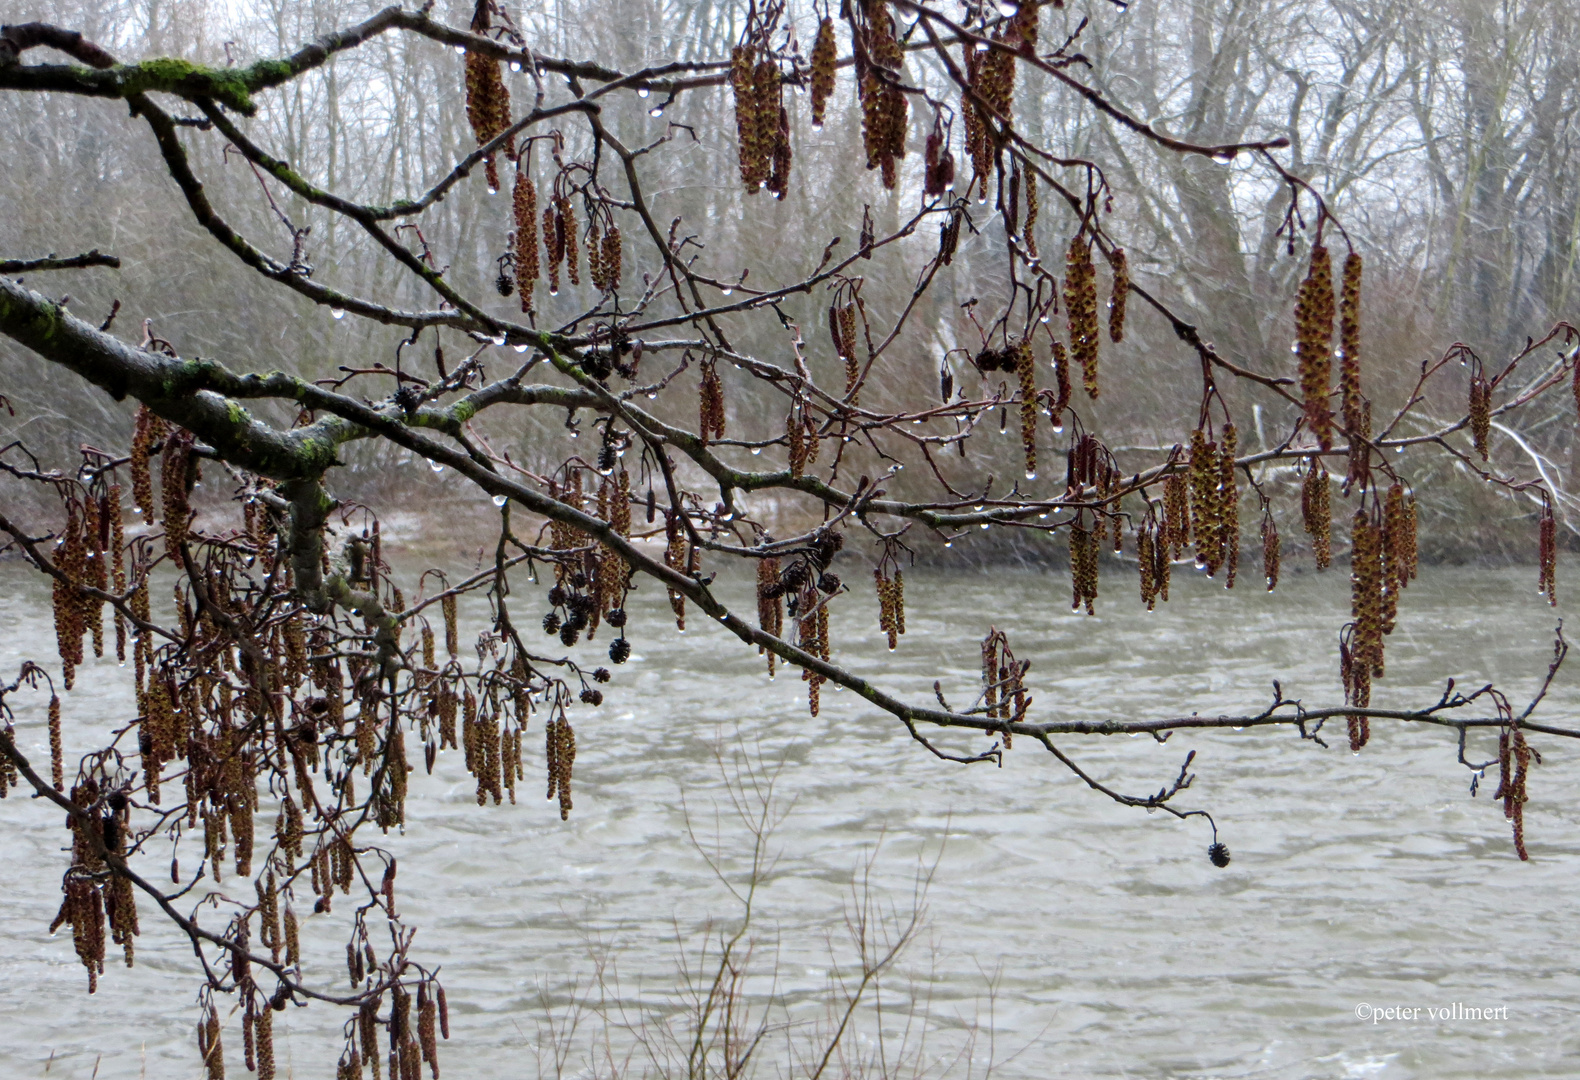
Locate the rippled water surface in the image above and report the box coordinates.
[2,557,1579,1079]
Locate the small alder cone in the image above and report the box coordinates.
[810,17,837,126]
[1108,248,1128,343]
[1469,368,1492,461]
[512,162,538,312]
[1338,252,1369,491]
[1296,243,1336,450]
[1301,457,1333,569]
[1014,339,1038,477]
[1064,237,1100,398]
[462,41,513,191]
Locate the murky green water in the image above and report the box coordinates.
[2,557,1577,1079]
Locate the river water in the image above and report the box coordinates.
[1,557,1578,1079]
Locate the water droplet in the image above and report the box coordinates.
[1396,445,1404,453]
[430,461,445,473]
[1051,422,1064,433]
[487,185,499,195]
[1025,470,1037,480]
[637,87,650,98]
[1038,512,1048,519]
[549,287,559,296]
[647,392,658,400]
[812,121,825,132]
[975,41,990,51]
[913,419,922,424]
[997,0,1019,13]
[510,61,521,72]
[493,494,508,507]
[453,45,466,54]
[944,541,953,548]
[514,344,529,353]
[331,308,345,320]
[569,430,579,439]
[750,447,762,456]
[980,522,990,530]
[649,107,664,118]
[722,288,733,297]
[974,505,985,512]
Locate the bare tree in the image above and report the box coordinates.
[1,2,1577,1075]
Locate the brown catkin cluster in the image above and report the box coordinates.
[130,404,164,525]
[1539,495,1557,606]
[756,557,782,676]
[1108,248,1128,342]
[699,360,726,444]
[1381,483,1417,628]
[1162,472,1190,560]
[962,5,1036,196]
[588,221,622,293]
[544,716,576,820]
[731,40,790,195]
[1023,171,1039,258]
[1301,458,1332,569]
[1064,237,1100,398]
[1136,510,1171,609]
[1049,338,1072,421]
[511,163,538,312]
[979,628,1028,746]
[199,1001,225,1080]
[53,505,87,689]
[51,875,105,992]
[1186,428,1236,580]
[1345,506,1386,751]
[1469,370,1492,460]
[161,429,193,557]
[786,398,820,479]
[855,0,907,189]
[1296,244,1336,450]
[558,196,580,287]
[663,509,688,630]
[810,17,837,127]
[1494,725,1533,860]
[1014,339,1038,477]
[799,593,830,716]
[49,693,63,789]
[1261,507,1281,592]
[1338,252,1369,490]
[830,303,861,401]
[462,41,513,192]
[875,566,906,650]
[1069,519,1099,614]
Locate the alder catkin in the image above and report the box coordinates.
[512,163,538,311]
[810,18,836,127]
[1064,238,1100,399]
[1296,244,1335,450]
[1108,248,1129,343]
[1301,458,1332,569]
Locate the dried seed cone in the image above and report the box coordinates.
[1064,238,1100,398]
[1301,459,1332,569]
[1296,244,1336,450]
[1108,248,1129,343]
[810,18,837,126]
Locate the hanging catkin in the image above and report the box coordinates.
[1296,244,1336,450]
